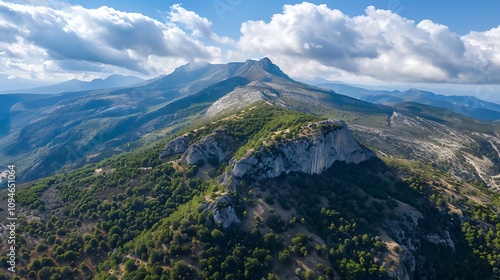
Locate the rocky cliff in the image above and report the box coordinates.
[181,128,239,165]
[162,119,374,183]
[204,196,241,228]
[160,118,374,228]
[205,82,289,117]
[159,133,193,159]
[224,120,374,187]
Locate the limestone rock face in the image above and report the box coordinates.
[181,129,238,165]
[165,119,373,228]
[228,120,374,182]
[205,82,288,117]
[159,134,193,159]
[213,206,240,228]
[387,248,416,280]
[207,196,241,228]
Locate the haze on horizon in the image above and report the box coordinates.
[1,0,500,102]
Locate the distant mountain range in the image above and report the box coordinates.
[318,82,500,121]
[1,58,499,184]
[1,58,500,280]
[0,74,144,95]
[0,58,388,182]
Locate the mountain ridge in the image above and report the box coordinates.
[0,58,391,182]
[2,101,499,279]
[318,82,500,121]
[0,74,144,95]
[0,53,500,279]
[0,57,498,192]
[127,57,292,98]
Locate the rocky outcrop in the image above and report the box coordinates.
[206,195,241,228]
[383,200,422,252]
[159,134,193,159]
[181,128,239,165]
[225,120,374,186]
[205,82,290,117]
[387,247,416,280]
[169,119,374,228]
[205,86,269,117]
[426,231,455,250]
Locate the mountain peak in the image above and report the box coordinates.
[242,57,275,70]
[258,56,273,66]
[239,57,290,81]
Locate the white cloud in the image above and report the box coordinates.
[169,4,233,45]
[462,26,500,82]
[237,3,500,84]
[2,1,500,86]
[0,1,222,81]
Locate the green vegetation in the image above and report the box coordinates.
[187,101,323,160]
[1,102,498,280]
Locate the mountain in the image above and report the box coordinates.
[0,58,388,182]
[0,74,48,91]
[1,58,500,280]
[114,57,293,103]
[1,100,499,279]
[0,74,144,95]
[316,82,396,99]
[318,83,500,121]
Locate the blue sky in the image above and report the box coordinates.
[1,0,500,101]
[63,0,500,37]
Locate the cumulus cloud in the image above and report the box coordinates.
[463,26,500,82]
[237,2,500,84]
[2,1,500,85]
[0,1,221,80]
[169,4,233,44]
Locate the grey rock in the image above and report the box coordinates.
[425,231,455,250]
[159,134,193,159]
[205,82,287,117]
[387,247,416,280]
[226,120,374,187]
[207,195,241,228]
[181,128,238,165]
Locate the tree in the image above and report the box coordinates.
[37,267,51,279]
[244,258,262,279]
[35,244,48,252]
[211,229,225,244]
[304,270,317,280]
[60,266,73,278]
[279,250,291,263]
[170,260,195,279]
[124,259,137,273]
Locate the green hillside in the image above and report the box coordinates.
[1,103,499,280]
